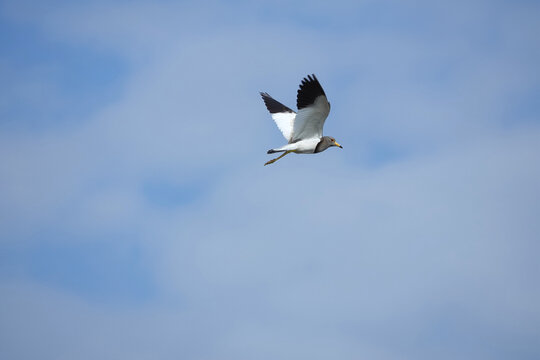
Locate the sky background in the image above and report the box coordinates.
[1,0,540,359]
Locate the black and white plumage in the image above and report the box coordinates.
[260,74,342,166]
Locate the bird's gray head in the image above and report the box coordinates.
[314,136,343,153]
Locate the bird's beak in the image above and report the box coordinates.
[334,141,343,149]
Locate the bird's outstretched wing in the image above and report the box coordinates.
[260,92,296,142]
[291,74,330,142]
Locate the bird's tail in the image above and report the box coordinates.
[267,149,286,154]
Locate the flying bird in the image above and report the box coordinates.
[260,74,342,166]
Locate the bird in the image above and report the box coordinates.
[260,74,342,166]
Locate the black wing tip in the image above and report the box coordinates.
[260,91,294,114]
[260,92,271,103]
[299,73,324,91]
[301,73,318,84]
[296,73,327,110]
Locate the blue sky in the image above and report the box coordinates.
[1,0,540,359]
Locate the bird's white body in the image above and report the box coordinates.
[272,138,321,154]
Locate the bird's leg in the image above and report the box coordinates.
[264,150,293,166]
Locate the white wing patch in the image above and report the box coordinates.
[291,95,330,142]
[271,111,296,142]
